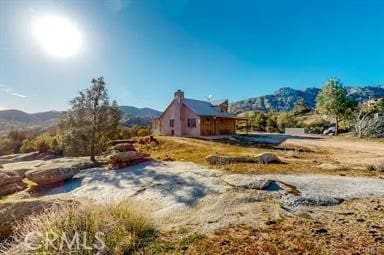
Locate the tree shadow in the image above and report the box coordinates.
[34,160,216,207]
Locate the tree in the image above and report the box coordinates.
[252,112,267,130]
[59,77,121,161]
[352,104,384,138]
[293,99,310,115]
[276,112,298,132]
[315,78,356,135]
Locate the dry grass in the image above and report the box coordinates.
[146,198,384,254]
[2,200,156,254]
[137,136,381,177]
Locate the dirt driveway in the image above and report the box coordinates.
[281,135,384,166]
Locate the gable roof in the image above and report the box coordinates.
[183,98,236,118]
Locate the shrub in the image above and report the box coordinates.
[3,200,156,254]
[19,138,36,153]
[120,126,151,139]
[276,112,298,132]
[20,135,63,154]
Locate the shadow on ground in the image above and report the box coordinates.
[33,160,215,207]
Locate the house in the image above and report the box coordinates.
[152,90,240,136]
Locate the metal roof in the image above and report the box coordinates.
[183,98,236,118]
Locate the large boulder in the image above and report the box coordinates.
[0,170,26,195]
[113,143,136,152]
[0,198,77,240]
[0,182,27,196]
[26,167,80,186]
[109,151,149,162]
[108,151,149,169]
[205,152,282,165]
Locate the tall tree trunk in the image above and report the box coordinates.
[335,116,339,136]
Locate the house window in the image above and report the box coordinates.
[187,118,196,128]
[169,119,174,127]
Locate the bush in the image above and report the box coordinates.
[20,135,63,154]
[19,138,36,153]
[0,129,38,155]
[3,200,156,254]
[276,112,298,132]
[120,126,151,139]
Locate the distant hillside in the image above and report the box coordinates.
[230,86,384,114]
[0,106,161,132]
[0,110,63,132]
[119,106,161,126]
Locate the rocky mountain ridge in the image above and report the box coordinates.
[229,86,384,114]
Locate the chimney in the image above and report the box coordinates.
[174,89,184,103]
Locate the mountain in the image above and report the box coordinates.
[230,86,384,114]
[119,106,161,126]
[0,106,161,132]
[0,110,64,132]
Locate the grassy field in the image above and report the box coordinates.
[137,135,384,177]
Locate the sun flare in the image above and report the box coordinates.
[32,15,82,58]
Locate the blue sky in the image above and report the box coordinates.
[1,0,384,112]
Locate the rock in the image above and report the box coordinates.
[0,152,39,164]
[256,152,282,164]
[0,182,27,196]
[109,151,148,163]
[0,170,28,195]
[109,151,149,169]
[25,167,81,186]
[0,198,77,240]
[223,174,273,190]
[284,196,344,207]
[36,151,59,161]
[113,143,136,152]
[0,170,24,186]
[205,152,282,165]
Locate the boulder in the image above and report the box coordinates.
[0,170,24,186]
[0,152,39,164]
[205,152,282,165]
[256,152,282,164]
[109,151,148,163]
[223,175,273,190]
[108,151,149,169]
[113,143,136,152]
[25,166,81,186]
[0,182,27,196]
[0,198,77,240]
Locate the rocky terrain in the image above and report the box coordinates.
[230,85,384,113]
[2,160,383,235]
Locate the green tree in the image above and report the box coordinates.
[276,112,298,132]
[293,99,310,115]
[315,78,356,135]
[59,77,121,161]
[252,112,267,130]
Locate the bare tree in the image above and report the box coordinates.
[352,106,384,138]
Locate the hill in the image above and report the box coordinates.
[229,86,384,114]
[0,106,161,132]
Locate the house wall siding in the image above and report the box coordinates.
[159,99,179,136]
[181,106,201,136]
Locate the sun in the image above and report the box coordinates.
[32,15,82,58]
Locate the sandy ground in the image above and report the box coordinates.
[281,135,384,166]
[38,160,384,233]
